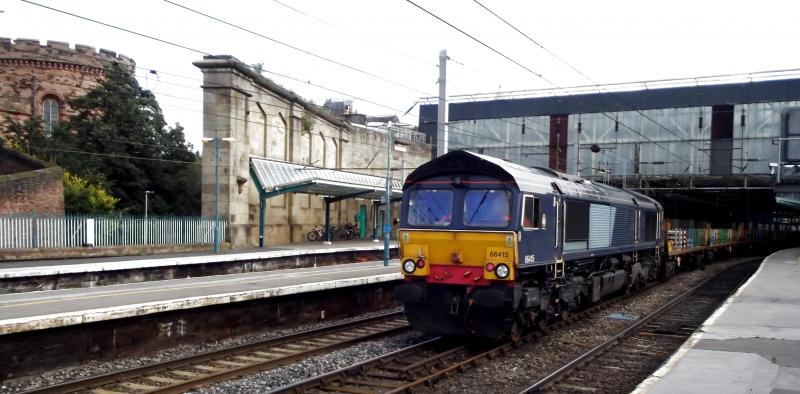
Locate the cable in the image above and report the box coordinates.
[270,0,437,69]
[12,4,536,159]
[471,0,593,84]
[20,0,208,55]
[163,0,431,96]
[30,146,201,165]
[468,1,706,159]
[17,1,547,143]
[404,0,549,82]
[402,0,694,164]
[159,0,549,138]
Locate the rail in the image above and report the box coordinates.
[519,259,761,393]
[21,312,408,394]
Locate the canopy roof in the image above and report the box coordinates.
[250,156,402,200]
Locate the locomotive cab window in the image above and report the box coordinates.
[463,189,511,227]
[407,189,453,226]
[522,195,542,229]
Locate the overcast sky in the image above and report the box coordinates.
[3,0,800,152]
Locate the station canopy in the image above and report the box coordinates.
[250,156,403,200]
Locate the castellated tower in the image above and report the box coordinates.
[0,38,135,138]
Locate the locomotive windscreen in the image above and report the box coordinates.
[407,189,453,226]
[463,190,511,227]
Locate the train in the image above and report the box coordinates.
[393,150,769,339]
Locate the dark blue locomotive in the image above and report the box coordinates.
[394,150,664,338]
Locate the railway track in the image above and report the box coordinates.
[520,260,761,394]
[270,260,760,394]
[23,311,409,394]
[270,296,631,394]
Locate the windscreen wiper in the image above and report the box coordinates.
[466,190,489,225]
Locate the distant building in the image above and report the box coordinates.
[194,56,432,247]
[0,38,134,139]
[419,73,800,221]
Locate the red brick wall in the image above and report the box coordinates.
[0,167,64,215]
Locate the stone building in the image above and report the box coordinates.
[0,37,134,138]
[194,55,432,248]
[0,146,64,215]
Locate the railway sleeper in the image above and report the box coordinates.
[144,376,182,384]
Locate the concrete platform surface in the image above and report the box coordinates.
[0,260,401,335]
[0,240,397,278]
[635,248,800,394]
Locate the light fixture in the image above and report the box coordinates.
[402,259,417,274]
[495,263,510,279]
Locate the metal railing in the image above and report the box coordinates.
[0,214,227,250]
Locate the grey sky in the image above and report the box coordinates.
[3,0,799,152]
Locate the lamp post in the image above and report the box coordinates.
[201,136,236,254]
[144,190,154,244]
[383,122,393,267]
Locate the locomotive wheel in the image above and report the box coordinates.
[537,316,549,332]
[510,319,523,342]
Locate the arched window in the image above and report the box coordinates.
[42,97,60,135]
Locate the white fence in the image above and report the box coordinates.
[0,214,227,250]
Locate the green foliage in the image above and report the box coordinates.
[301,112,316,133]
[5,63,201,215]
[63,172,119,214]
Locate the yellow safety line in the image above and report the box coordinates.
[0,265,395,310]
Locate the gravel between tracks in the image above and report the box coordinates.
[417,258,753,394]
[193,331,430,393]
[0,259,753,394]
[0,307,429,393]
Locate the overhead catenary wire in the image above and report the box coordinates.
[270,0,437,69]
[159,0,549,138]
[24,48,538,157]
[406,0,695,165]
[467,0,707,158]
[11,63,536,162]
[163,0,432,97]
[18,0,540,162]
[404,0,549,83]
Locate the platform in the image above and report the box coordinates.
[635,248,800,394]
[0,240,398,293]
[0,259,402,335]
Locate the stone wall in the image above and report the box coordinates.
[0,37,134,137]
[0,166,64,215]
[194,55,431,248]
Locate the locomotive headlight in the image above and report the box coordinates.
[495,263,510,279]
[402,259,417,274]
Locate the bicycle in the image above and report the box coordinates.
[306,227,324,242]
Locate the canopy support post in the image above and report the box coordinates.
[324,197,332,244]
[258,195,266,248]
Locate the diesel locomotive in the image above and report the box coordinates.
[394,150,665,338]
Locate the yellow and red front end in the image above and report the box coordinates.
[394,229,519,337]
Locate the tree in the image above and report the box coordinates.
[63,172,119,214]
[4,63,201,215]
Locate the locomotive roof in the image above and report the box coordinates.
[405,150,660,209]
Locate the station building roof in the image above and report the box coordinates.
[249,156,402,201]
[419,77,800,125]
